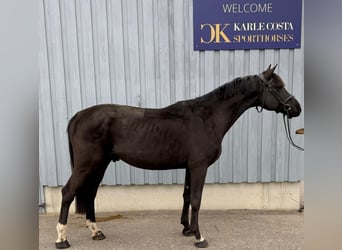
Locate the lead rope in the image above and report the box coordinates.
[283,114,304,151]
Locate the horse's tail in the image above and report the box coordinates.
[67,114,77,169]
[67,113,87,214]
[75,192,87,214]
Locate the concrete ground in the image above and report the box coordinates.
[40,210,303,250]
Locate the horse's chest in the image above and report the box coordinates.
[208,144,222,165]
[188,127,222,165]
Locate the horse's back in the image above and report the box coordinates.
[76,104,144,119]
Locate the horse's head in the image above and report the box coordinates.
[257,65,301,118]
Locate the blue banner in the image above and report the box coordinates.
[193,0,302,50]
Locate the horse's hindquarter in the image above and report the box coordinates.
[111,108,190,170]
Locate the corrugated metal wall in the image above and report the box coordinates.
[39,0,304,189]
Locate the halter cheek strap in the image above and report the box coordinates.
[256,74,266,113]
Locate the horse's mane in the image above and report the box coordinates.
[163,74,284,119]
[191,77,243,105]
[176,77,244,119]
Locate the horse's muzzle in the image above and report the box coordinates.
[286,102,301,118]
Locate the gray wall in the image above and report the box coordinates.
[39,0,304,188]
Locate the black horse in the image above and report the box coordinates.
[55,65,301,248]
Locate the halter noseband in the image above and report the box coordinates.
[256,74,304,151]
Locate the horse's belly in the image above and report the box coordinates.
[113,141,187,170]
[118,152,186,170]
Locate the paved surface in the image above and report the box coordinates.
[40,210,303,250]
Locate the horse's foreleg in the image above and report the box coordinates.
[181,168,192,236]
[189,166,208,248]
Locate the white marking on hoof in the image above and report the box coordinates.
[195,236,205,243]
[56,223,67,243]
[86,219,102,237]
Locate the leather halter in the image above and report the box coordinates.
[256,74,304,151]
[256,73,294,113]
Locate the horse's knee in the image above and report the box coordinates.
[191,199,201,212]
[183,194,190,203]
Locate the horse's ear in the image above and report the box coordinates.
[262,64,275,80]
[270,64,277,73]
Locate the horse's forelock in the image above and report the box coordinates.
[272,73,285,88]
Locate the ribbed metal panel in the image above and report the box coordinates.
[39,0,304,187]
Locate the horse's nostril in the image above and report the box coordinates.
[292,107,301,117]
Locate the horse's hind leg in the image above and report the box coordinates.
[56,172,87,249]
[181,168,193,236]
[55,155,109,248]
[84,167,108,241]
[85,198,106,240]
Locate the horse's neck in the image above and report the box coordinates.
[209,87,259,141]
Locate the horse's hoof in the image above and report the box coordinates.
[92,231,106,240]
[182,228,194,237]
[194,239,208,248]
[55,240,70,249]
